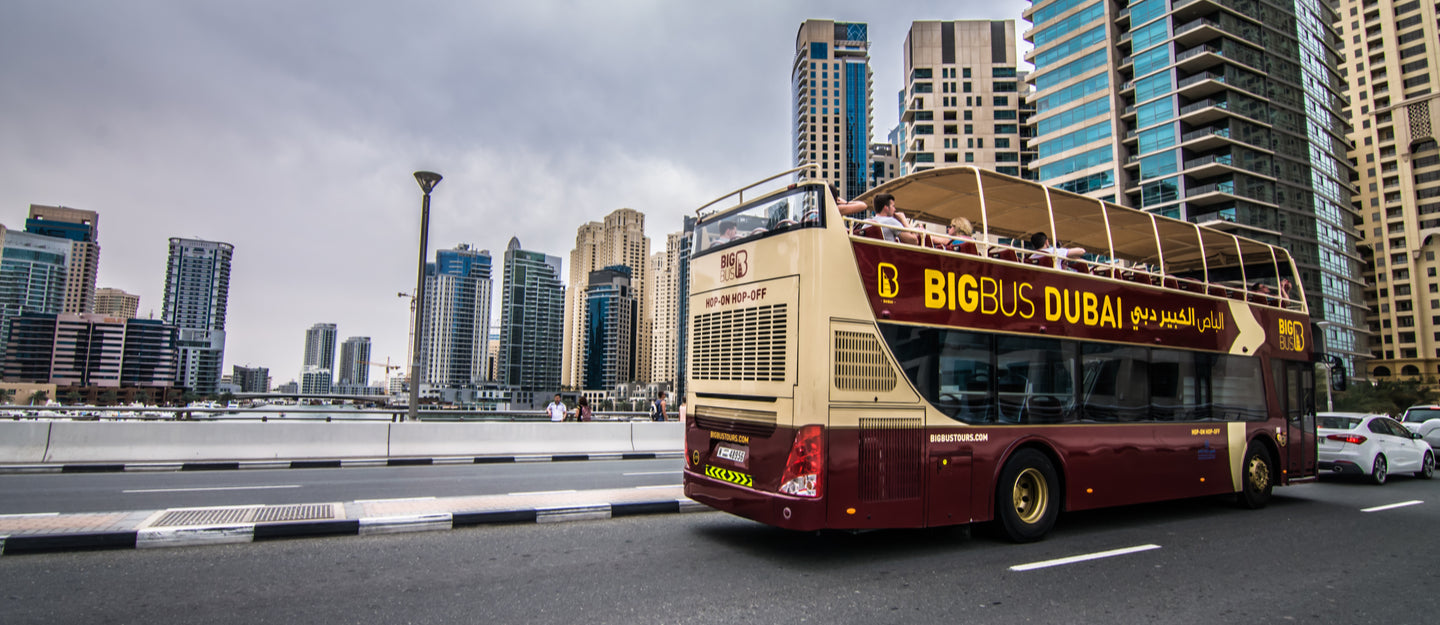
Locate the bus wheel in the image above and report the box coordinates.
[996,449,1059,543]
[1236,443,1273,509]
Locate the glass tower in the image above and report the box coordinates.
[497,237,565,394]
[583,265,636,392]
[420,244,492,389]
[793,19,874,197]
[1024,0,1363,369]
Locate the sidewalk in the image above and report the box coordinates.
[0,485,707,556]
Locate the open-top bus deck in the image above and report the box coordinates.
[682,166,1317,541]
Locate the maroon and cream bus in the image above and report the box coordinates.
[682,166,1318,541]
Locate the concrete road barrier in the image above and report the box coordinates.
[40,422,392,463]
[0,420,685,464]
[0,422,52,463]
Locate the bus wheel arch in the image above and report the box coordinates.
[1236,436,1277,509]
[994,444,1064,543]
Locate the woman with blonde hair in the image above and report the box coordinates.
[944,217,975,250]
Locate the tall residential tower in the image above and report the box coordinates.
[25,205,99,314]
[161,238,232,395]
[1023,0,1363,369]
[562,209,649,390]
[497,237,565,401]
[420,244,492,390]
[793,19,874,198]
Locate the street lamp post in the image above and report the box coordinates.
[408,171,442,422]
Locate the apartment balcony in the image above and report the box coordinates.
[1177,97,1232,125]
[1172,0,1253,26]
[1175,45,1224,73]
[1182,153,1276,181]
[1175,71,1228,99]
[1186,181,1279,209]
[1117,6,1131,25]
[1173,18,1226,48]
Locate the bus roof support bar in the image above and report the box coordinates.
[1099,198,1115,264]
[974,168,991,241]
[695,164,818,217]
[1150,212,1166,276]
[1044,188,1057,255]
[1194,222,1209,287]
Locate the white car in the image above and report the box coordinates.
[1317,412,1434,484]
[1400,405,1440,450]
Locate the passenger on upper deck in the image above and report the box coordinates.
[1029,232,1085,265]
[869,193,919,244]
[831,184,869,216]
[942,217,975,250]
[710,221,738,247]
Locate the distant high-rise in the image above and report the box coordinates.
[0,225,71,369]
[869,143,900,188]
[420,244,492,389]
[94,287,139,319]
[583,266,636,391]
[900,20,1022,177]
[1023,0,1362,368]
[793,19,873,196]
[1340,0,1440,380]
[562,209,649,389]
[301,323,336,394]
[232,365,269,393]
[497,237,565,394]
[161,237,232,395]
[25,205,99,314]
[647,231,687,390]
[338,336,371,387]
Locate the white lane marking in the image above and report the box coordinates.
[123,485,302,494]
[1362,500,1424,513]
[1010,544,1162,572]
[623,471,682,476]
[0,512,60,518]
[507,489,577,496]
[354,496,438,504]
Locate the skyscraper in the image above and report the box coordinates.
[900,20,1023,177]
[562,209,649,389]
[647,231,686,390]
[420,244,492,389]
[0,225,70,369]
[161,237,232,396]
[338,336,371,387]
[1024,0,1362,368]
[497,237,565,397]
[793,19,874,198]
[25,205,99,315]
[301,322,337,394]
[232,365,270,393]
[94,287,139,319]
[583,265,636,391]
[1339,0,1440,380]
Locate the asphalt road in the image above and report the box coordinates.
[3,474,1436,625]
[0,459,684,514]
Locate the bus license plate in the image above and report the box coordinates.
[714,444,748,467]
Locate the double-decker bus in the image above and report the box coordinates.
[682,166,1318,541]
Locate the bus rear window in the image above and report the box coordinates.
[695,187,822,252]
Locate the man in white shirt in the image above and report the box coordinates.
[869,193,919,244]
[1029,232,1085,268]
[546,394,568,422]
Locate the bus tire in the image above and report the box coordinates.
[995,448,1059,543]
[1236,442,1273,509]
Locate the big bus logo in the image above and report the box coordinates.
[720,250,748,282]
[1277,318,1305,352]
[878,263,899,299]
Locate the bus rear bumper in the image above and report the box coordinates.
[684,469,826,531]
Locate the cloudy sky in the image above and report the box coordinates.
[0,0,1028,386]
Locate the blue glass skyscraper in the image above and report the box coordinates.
[1025,0,1364,367]
[793,19,873,198]
[420,244,492,389]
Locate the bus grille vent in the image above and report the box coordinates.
[858,417,923,502]
[692,304,788,382]
[834,331,897,392]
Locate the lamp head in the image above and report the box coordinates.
[413,171,442,194]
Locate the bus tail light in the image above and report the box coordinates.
[779,425,823,498]
[1326,434,1366,445]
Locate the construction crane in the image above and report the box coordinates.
[362,357,403,391]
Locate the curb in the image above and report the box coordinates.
[0,497,708,556]
[0,451,683,475]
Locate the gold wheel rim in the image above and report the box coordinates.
[1246,455,1270,492]
[1012,467,1049,524]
